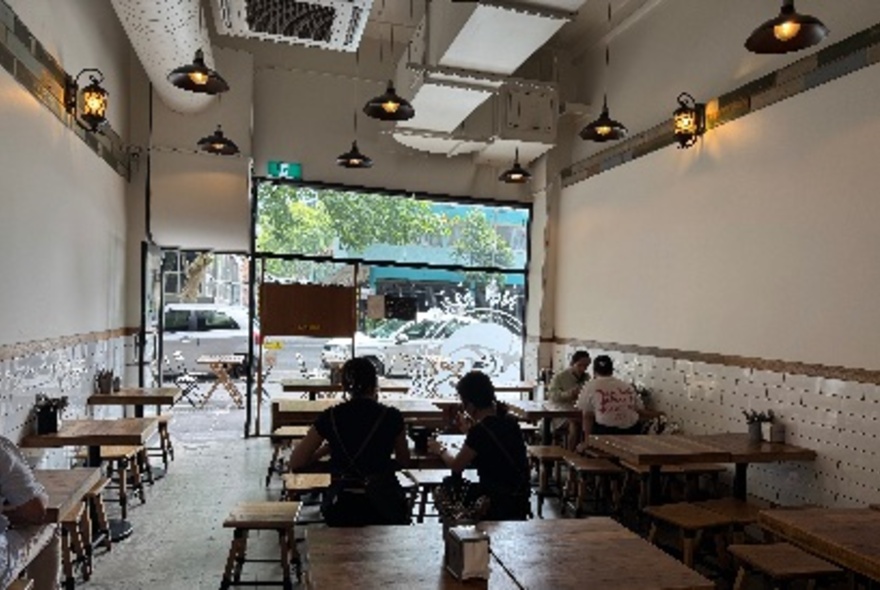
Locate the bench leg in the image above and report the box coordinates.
[117,460,129,519]
[89,493,112,551]
[79,505,93,580]
[60,526,74,590]
[733,566,748,590]
[266,444,281,487]
[220,529,244,590]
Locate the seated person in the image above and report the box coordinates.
[576,355,663,442]
[288,357,410,527]
[428,371,530,521]
[547,350,592,449]
[0,436,59,590]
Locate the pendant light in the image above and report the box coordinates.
[168,48,230,94]
[337,105,372,168]
[746,0,829,54]
[198,125,239,156]
[363,25,415,121]
[580,4,627,142]
[499,148,531,184]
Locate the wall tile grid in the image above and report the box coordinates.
[0,335,133,468]
[553,343,880,508]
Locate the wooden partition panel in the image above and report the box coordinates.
[260,283,356,337]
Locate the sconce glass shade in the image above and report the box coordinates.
[197,125,239,156]
[499,149,531,184]
[168,49,230,94]
[337,141,373,168]
[363,81,415,121]
[579,96,627,142]
[745,0,828,54]
[673,92,706,149]
[64,69,108,133]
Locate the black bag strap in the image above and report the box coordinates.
[330,405,387,478]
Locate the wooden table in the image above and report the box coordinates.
[21,418,159,467]
[759,508,880,582]
[87,387,182,417]
[305,524,519,589]
[493,382,537,399]
[280,378,410,401]
[506,400,582,444]
[273,398,443,429]
[483,518,713,589]
[34,467,102,522]
[588,433,816,504]
[305,519,712,589]
[196,354,245,408]
[684,433,816,500]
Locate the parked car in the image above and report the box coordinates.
[160,303,258,377]
[320,314,475,376]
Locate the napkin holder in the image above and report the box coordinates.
[444,524,490,581]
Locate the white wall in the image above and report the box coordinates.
[557,61,880,370]
[0,0,132,345]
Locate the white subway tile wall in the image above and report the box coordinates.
[554,343,880,508]
[0,335,131,468]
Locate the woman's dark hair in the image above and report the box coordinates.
[341,357,378,398]
[571,350,591,365]
[457,371,508,416]
[593,355,614,376]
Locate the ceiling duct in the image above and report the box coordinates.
[110,0,216,114]
[212,0,372,52]
[392,0,580,159]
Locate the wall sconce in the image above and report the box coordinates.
[64,69,108,132]
[745,0,829,54]
[197,125,239,156]
[168,49,230,94]
[498,149,532,184]
[673,92,706,149]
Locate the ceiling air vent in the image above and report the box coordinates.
[213,0,372,52]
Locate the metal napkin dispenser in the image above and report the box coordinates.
[444,525,490,580]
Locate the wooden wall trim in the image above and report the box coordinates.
[0,327,138,362]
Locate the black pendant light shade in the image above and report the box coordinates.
[499,149,531,184]
[168,49,230,94]
[198,125,239,156]
[580,96,627,142]
[745,0,829,54]
[337,141,373,168]
[363,80,415,121]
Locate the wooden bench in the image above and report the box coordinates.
[220,502,302,590]
[692,497,766,543]
[729,543,842,590]
[621,461,726,507]
[645,502,738,567]
[265,427,309,487]
[7,578,35,590]
[280,473,331,502]
[563,455,624,516]
[527,445,577,517]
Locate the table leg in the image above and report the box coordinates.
[134,404,144,418]
[733,463,748,500]
[647,465,662,506]
[541,418,552,445]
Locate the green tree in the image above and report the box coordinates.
[450,210,514,290]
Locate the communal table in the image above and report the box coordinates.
[759,508,880,582]
[588,433,816,504]
[196,354,245,408]
[87,387,182,418]
[34,467,103,523]
[505,400,581,444]
[280,378,410,401]
[273,398,443,429]
[305,519,712,589]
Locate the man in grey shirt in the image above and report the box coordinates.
[0,436,59,589]
[547,351,591,449]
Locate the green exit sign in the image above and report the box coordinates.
[267,161,303,180]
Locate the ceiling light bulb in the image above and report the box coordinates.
[381,100,400,114]
[773,20,801,41]
[596,125,612,136]
[188,71,209,85]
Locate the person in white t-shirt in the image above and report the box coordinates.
[576,355,661,438]
[0,436,59,589]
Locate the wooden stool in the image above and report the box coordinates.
[101,446,147,518]
[147,415,174,469]
[280,473,331,502]
[60,502,88,590]
[7,579,34,590]
[220,502,302,590]
[527,445,575,517]
[622,462,726,507]
[85,478,112,552]
[693,497,764,544]
[563,456,624,516]
[645,502,737,567]
[266,427,309,487]
[729,543,842,590]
